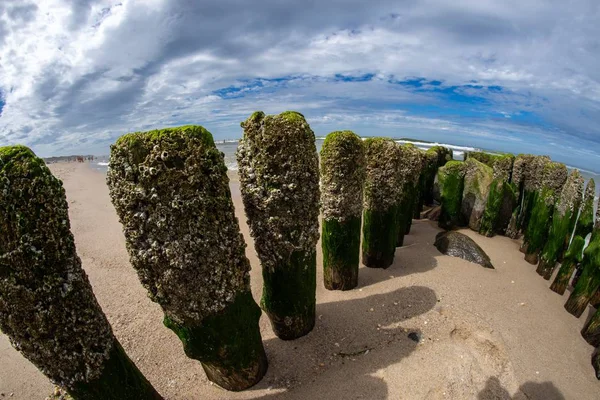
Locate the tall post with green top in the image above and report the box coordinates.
[479,154,516,237]
[107,126,267,390]
[537,170,584,279]
[551,180,596,294]
[320,131,365,290]
[437,161,467,230]
[0,146,162,400]
[237,112,320,340]
[564,206,600,317]
[522,161,567,265]
[362,138,404,269]
[397,144,423,246]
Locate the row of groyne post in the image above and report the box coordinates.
[1,111,599,398]
[434,150,600,379]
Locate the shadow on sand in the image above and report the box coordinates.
[358,220,442,289]
[249,285,438,399]
[478,376,565,400]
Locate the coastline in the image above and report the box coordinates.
[1,162,599,399]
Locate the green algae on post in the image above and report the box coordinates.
[593,349,600,380]
[362,138,404,269]
[237,112,320,340]
[461,158,493,232]
[582,307,600,347]
[437,161,466,230]
[576,179,596,238]
[537,170,584,279]
[107,126,267,390]
[479,154,516,237]
[421,146,452,206]
[522,161,567,265]
[0,146,162,400]
[396,144,423,246]
[320,131,365,290]
[550,235,586,295]
[564,230,600,318]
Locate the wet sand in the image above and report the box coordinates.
[1,162,598,399]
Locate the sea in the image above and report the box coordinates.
[91,138,600,204]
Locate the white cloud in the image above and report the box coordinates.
[0,0,599,168]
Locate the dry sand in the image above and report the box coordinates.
[1,162,598,399]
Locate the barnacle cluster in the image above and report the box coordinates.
[556,170,584,217]
[237,111,320,271]
[0,146,113,389]
[511,154,533,188]
[320,131,365,222]
[363,138,404,212]
[540,162,568,205]
[526,156,552,192]
[107,126,250,326]
[491,154,515,182]
[398,143,423,193]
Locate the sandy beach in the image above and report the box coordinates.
[1,162,598,399]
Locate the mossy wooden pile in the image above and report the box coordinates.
[479,154,516,237]
[320,131,365,290]
[419,146,453,208]
[537,170,584,279]
[237,111,320,340]
[396,143,423,246]
[564,225,600,318]
[0,146,162,400]
[460,158,494,232]
[521,161,567,265]
[107,126,267,390]
[582,306,600,347]
[362,138,404,268]
[506,155,550,238]
[551,180,596,294]
[437,161,466,230]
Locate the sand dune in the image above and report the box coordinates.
[0,162,598,399]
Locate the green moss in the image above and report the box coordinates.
[576,179,595,238]
[538,206,575,278]
[68,341,162,400]
[551,235,586,295]
[0,145,48,177]
[479,179,504,237]
[465,151,499,167]
[114,125,215,164]
[163,290,266,390]
[565,232,600,317]
[322,216,361,290]
[397,184,416,245]
[260,250,317,340]
[523,188,554,263]
[279,110,305,123]
[362,205,399,269]
[438,161,465,230]
[582,306,600,347]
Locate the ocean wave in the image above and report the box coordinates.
[97,162,109,166]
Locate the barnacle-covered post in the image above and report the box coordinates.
[421,146,452,206]
[396,144,423,245]
[564,228,600,317]
[479,154,516,237]
[550,180,596,294]
[522,161,567,265]
[0,146,162,400]
[362,138,403,269]
[460,158,493,232]
[550,236,586,295]
[537,170,584,278]
[107,126,267,390]
[320,131,365,290]
[582,306,600,347]
[437,161,466,230]
[237,111,320,340]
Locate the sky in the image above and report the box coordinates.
[0,0,599,171]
